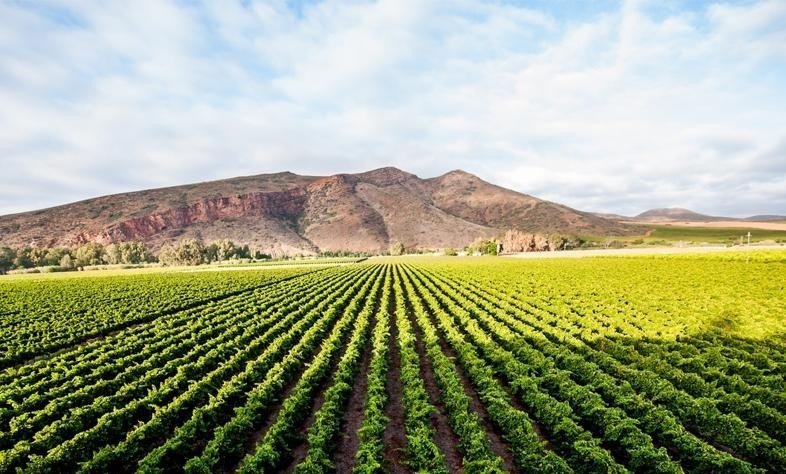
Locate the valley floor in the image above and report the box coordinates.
[505,243,786,259]
[632,220,786,231]
[1,254,785,472]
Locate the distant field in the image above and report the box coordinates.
[639,220,786,231]
[581,223,786,245]
[2,256,365,278]
[507,245,786,259]
[1,253,785,472]
[207,257,367,268]
[642,224,786,243]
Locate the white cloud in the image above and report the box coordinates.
[0,0,784,217]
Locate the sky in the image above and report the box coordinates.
[1,0,785,217]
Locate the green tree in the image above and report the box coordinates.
[27,247,48,267]
[468,237,499,255]
[175,238,205,266]
[0,247,14,273]
[74,242,104,267]
[209,239,236,262]
[59,254,74,269]
[103,243,121,265]
[388,240,404,256]
[443,247,457,256]
[157,243,178,266]
[13,248,33,268]
[43,248,68,266]
[237,244,251,259]
[119,242,150,263]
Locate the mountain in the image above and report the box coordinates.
[0,167,636,255]
[743,215,786,222]
[633,208,722,222]
[591,212,631,221]
[625,207,785,223]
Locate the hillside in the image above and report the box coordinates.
[633,207,721,222]
[0,167,636,255]
[621,208,786,224]
[743,215,786,222]
[591,212,631,221]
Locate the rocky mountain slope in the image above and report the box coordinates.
[0,167,636,255]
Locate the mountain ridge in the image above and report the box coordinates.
[635,207,721,222]
[0,167,637,255]
[592,207,786,223]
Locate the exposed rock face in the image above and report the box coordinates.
[71,189,307,246]
[0,167,638,254]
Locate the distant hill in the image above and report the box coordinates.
[616,207,786,223]
[633,207,721,222]
[743,215,786,222]
[591,212,631,221]
[0,167,639,255]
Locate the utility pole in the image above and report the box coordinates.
[747,231,751,246]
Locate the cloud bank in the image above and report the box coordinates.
[1,0,784,217]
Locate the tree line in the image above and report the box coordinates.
[470,230,584,255]
[0,239,270,274]
[0,229,587,273]
[0,242,153,273]
[388,230,585,256]
[157,239,266,266]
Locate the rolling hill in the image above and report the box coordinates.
[594,208,786,223]
[0,167,636,255]
[633,208,722,222]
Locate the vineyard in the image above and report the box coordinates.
[0,254,785,473]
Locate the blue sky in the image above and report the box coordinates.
[1,0,785,217]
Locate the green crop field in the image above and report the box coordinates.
[580,225,786,246]
[640,225,786,244]
[207,257,368,268]
[0,253,785,473]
